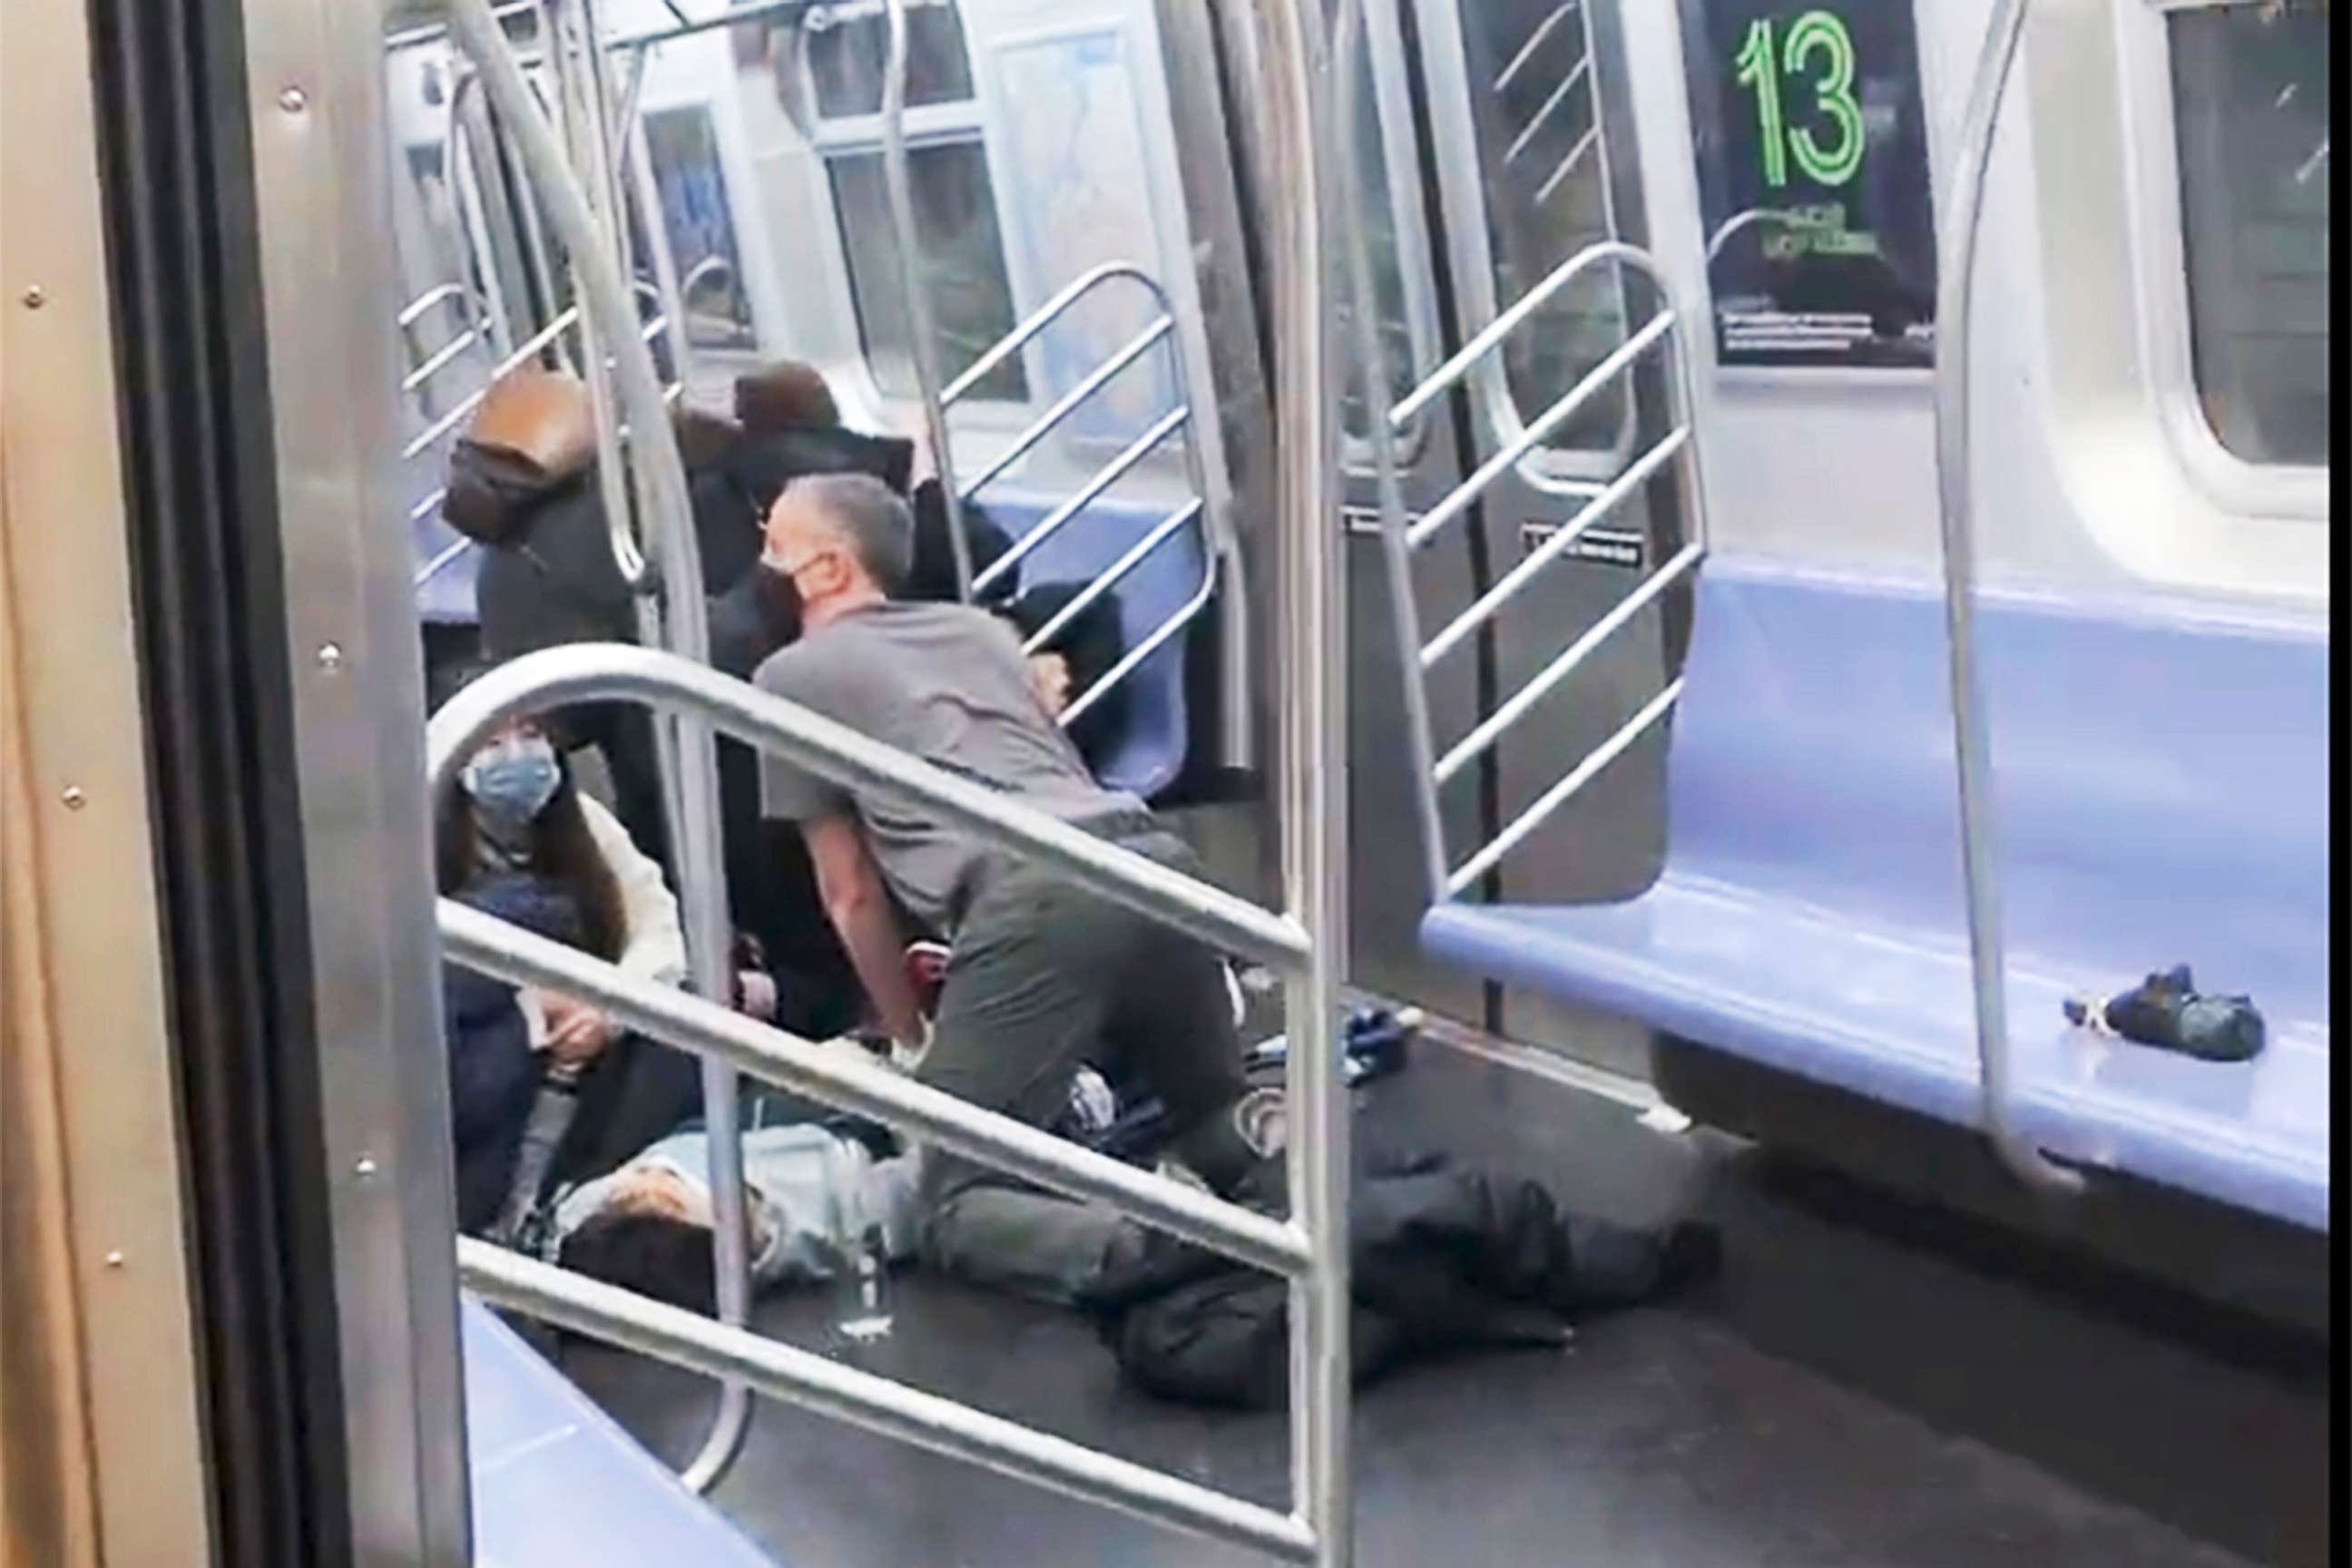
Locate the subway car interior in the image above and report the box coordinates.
[0,0,2333,1565]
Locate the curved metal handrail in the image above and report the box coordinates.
[1390,239,1672,427]
[1345,213,1710,898]
[397,280,485,331]
[936,257,1216,733]
[429,641,1331,1562]
[448,0,756,1491]
[678,253,736,306]
[426,646,1311,975]
[880,0,974,600]
[940,260,1167,406]
[1932,0,2081,1197]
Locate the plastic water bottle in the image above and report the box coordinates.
[835,1224,895,1350]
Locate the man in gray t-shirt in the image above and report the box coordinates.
[751,475,1275,1296]
[755,593,1139,938]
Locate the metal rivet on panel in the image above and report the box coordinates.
[61,785,87,809]
[278,85,309,113]
[21,285,44,309]
[104,1250,125,1269]
[317,642,346,672]
[355,1156,379,1180]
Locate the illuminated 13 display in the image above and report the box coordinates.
[1680,0,1936,368]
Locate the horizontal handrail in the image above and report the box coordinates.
[942,261,1173,408]
[439,900,1309,1276]
[1445,677,1682,897]
[425,645,1311,970]
[957,316,1176,501]
[1406,306,1676,548]
[1389,240,1670,428]
[1433,539,1701,785]
[458,1242,1318,1562]
[970,406,1191,596]
[1419,424,1688,667]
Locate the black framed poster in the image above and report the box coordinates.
[1680,0,1938,368]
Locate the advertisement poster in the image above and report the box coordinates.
[1680,0,1938,368]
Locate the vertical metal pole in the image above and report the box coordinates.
[549,0,647,587]
[881,0,976,601]
[1932,0,2077,1196]
[1260,1,1351,1561]
[1333,0,1448,908]
[448,0,758,1491]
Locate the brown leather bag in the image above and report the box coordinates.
[466,367,595,482]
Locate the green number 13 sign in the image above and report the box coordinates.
[1732,10,1867,189]
[1679,0,1936,368]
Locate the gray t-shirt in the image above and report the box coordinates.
[753,600,1141,935]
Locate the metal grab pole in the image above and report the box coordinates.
[1257,0,1351,1560]
[547,0,651,592]
[446,0,760,1491]
[1333,0,1446,906]
[1932,0,2078,1197]
[881,0,975,602]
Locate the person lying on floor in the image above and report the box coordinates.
[544,1101,921,1313]
[536,1040,1721,1413]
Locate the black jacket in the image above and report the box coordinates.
[444,875,583,1235]
[1077,1150,1712,1408]
[724,422,914,518]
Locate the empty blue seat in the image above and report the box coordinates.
[463,1298,778,1566]
[1423,556,2329,1230]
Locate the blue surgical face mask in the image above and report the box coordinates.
[462,732,562,833]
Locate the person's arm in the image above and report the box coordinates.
[575,792,689,988]
[801,812,925,1049]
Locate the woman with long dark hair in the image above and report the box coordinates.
[434,659,702,1235]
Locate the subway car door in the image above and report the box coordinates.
[1338,0,1489,1025]
[1407,0,1681,1073]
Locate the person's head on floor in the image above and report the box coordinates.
[558,1208,719,1315]
[760,472,913,634]
[430,659,626,958]
[734,358,839,436]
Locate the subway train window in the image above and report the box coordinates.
[826,146,1024,400]
[1452,0,1629,451]
[642,107,757,349]
[806,0,975,114]
[2168,1,2330,468]
[797,0,1025,401]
